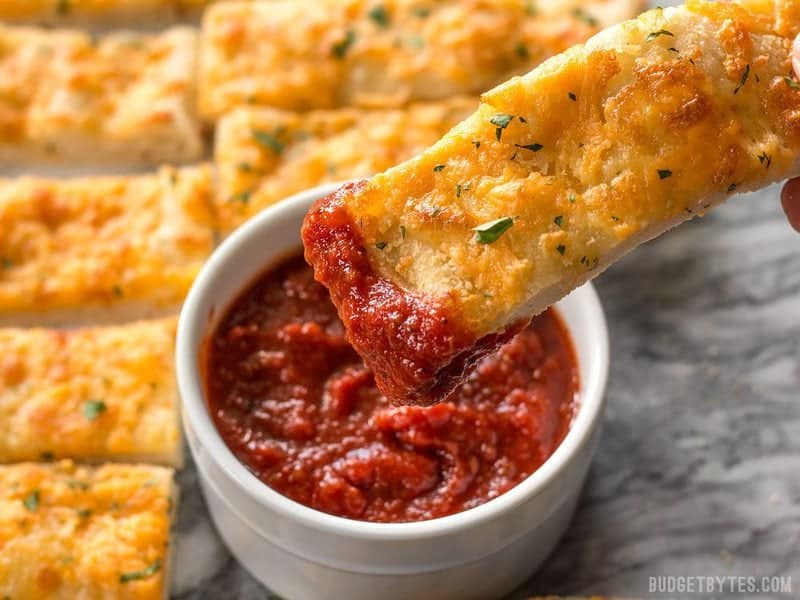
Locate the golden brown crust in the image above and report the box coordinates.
[0,165,216,324]
[214,98,477,232]
[304,0,800,402]
[0,25,203,166]
[0,461,174,600]
[198,0,645,120]
[0,318,180,466]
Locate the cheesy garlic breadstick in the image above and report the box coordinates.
[198,0,645,120]
[303,0,800,405]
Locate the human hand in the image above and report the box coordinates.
[781,35,800,232]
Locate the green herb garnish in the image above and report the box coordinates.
[784,76,800,91]
[573,8,597,26]
[412,6,430,17]
[83,400,107,421]
[76,508,92,519]
[515,43,528,59]
[23,490,40,512]
[400,225,406,239]
[554,215,563,227]
[490,114,514,141]
[757,151,772,168]
[658,169,673,179]
[433,164,445,172]
[231,190,252,204]
[515,143,543,152]
[568,92,577,101]
[252,129,285,155]
[367,5,390,28]
[473,217,514,244]
[332,30,356,59]
[734,64,750,95]
[120,559,162,584]
[646,29,674,42]
[375,242,387,250]
[556,244,566,255]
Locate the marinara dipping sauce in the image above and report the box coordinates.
[204,253,579,523]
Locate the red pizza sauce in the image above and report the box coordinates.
[302,181,508,406]
[204,253,579,523]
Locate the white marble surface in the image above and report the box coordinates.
[172,190,800,600]
[172,1,800,596]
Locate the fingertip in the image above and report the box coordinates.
[780,179,800,232]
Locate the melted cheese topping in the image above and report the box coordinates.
[214,98,477,232]
[329,0,800,336]
[0,25,203,165]
[0,165,216,322]
[0,0,211,25]
[0,461,174,600]
[0,318,180,466]
[198,0,644,120]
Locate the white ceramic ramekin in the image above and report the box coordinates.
[176,182,610,600]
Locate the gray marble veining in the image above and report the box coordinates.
[172,183,800,599]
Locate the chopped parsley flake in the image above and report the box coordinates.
[238,162,253,172]
[734,64,750,95]
[473,217,514,244]
[1,257,12,269]
[611,215,621,222]
[554,215,563,227]
[727,183,737,193]
[456,183,471,197]
[375,242,387,250]
[232,190,252,204]
[120,559,162,584]
[658,169,673,179]
[23,490,40,512]
[568,92,577,101]
[367,5,390,27]
[784,76,800,91]
[433,164,445,172]
[515,43,529,59]
[252,129,285,155]
[556,244,566,255]
[489,114,514,141]
[472,140,481,149]
[515,143,543,152]
[76,508,91,519]
[757,151,772,168]
[412,6,430,17]
[525,1,538,15]
[83,400,107,421]
[646,29,674,42]
[332,30,356,59]
[400,225,406,239]
[568,193,576,203]
[573,8,597,26]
